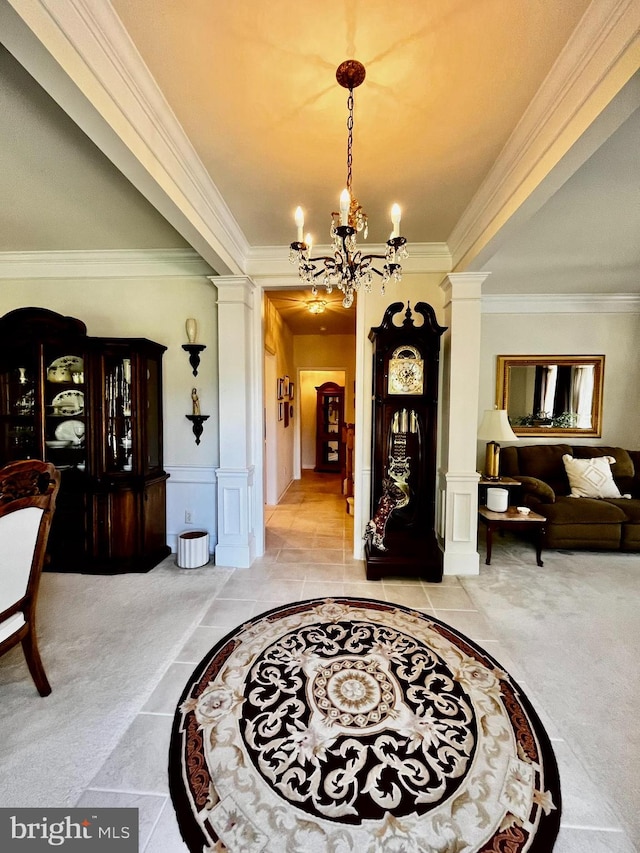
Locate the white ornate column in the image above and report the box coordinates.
[439,273,489,575]
[212,276,257,568]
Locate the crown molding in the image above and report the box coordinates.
[482,292,640,314]
[0,248,214,279]
[2,0,248,275]
[449,0,640,272]
[245,242,452,278]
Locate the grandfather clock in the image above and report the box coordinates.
[365,302,447,581]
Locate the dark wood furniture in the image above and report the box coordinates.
[0,308,169,574]
[478,506,547,567]
[314,382,344,473]
[0,460,60,695]
[365,302,446,581]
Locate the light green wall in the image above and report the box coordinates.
[0,277,219,467]
[480,310,640,464]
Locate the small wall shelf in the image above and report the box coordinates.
[186,414,209,445]
[182,344,206,376]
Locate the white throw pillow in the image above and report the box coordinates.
[562,454,621,499]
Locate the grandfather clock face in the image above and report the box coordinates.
[387,345,424,395]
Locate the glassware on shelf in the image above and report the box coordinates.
[105,357,134,472]
[15,388,34,415]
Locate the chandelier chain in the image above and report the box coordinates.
[346,89,354,193]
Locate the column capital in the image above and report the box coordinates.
[209,275,257,305]
[440,272,490,305]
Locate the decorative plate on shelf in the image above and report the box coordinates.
[51,389,84,415]
[54,419,85,445]
[45,439,72,449]
[47,355,84,383]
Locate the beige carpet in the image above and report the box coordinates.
[0,557,233,808]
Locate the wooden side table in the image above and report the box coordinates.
[478,476,521,506]
[478,506,547,567]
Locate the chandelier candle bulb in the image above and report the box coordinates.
[295,206,304,242]
[305,233,313,252]
[391,204,401,238]
[340,189,350,226]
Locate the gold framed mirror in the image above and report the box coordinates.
[497,355,605,437]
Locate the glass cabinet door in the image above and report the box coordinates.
[0,347,38,462]
[43,345,87,472]
[99,344,164,476]
[315,382,345,472]
[103,352,133,473]
[324,395,341,433]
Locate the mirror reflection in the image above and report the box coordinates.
[497,355,605,437]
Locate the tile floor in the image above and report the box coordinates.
[75,472,638,852]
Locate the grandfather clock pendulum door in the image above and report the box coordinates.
[365,302,447,581]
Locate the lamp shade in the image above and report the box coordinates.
[478,409,518,442]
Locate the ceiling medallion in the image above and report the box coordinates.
[289,60,408,309]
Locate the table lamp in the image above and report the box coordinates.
[478,408,517,479]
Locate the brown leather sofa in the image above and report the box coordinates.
[500,444,640,550]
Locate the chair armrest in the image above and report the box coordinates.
[518,476,556,504]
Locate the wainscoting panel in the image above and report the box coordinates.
[166,465,217,555]
[441,470,481,576]
[215,466,256,569]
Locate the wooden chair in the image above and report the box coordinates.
[0,460,61,696]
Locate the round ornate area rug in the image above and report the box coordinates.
[169,598,561,852]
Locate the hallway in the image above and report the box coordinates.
[263,470,362,598]
[260,469,457,607]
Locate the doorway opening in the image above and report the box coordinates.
[261,288,357,543]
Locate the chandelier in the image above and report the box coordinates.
[289,60,408,309]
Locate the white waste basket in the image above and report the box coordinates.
[486,488,509,513]
[177,530,210,568]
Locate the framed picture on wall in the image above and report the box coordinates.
[277,378,284,400]
[278,401,284,421]
[284,401,290,427]
[289,382,295,401]
[284,375,290,397]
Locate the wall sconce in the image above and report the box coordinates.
[182,318,206,376]
[186,387,209,445]
[478,408,518,479]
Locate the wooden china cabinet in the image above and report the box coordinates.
[0,307,169,573]
[314,382,345,473]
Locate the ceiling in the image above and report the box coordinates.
[109,0,593,247]
[266,290,356,336]
[0,0,638,334]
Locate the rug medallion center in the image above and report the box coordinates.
[313,657,394,728]
[240,619,477,822]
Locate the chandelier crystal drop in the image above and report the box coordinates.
[289,60,408,309]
